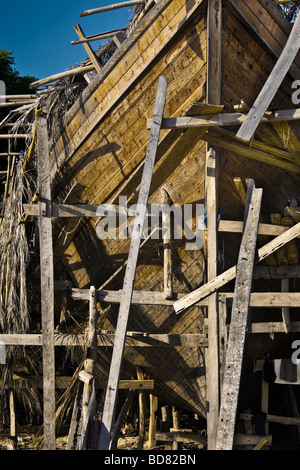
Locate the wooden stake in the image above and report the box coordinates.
[9,391,17,450]
[37,110,56,450]
[216,181,262,450]
[137,368,146,450]
[98,76,168,450]
[148,394,158,449]
[162,189,173,299]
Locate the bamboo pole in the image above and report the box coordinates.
[80,0,144,16]
[29,64,95,89]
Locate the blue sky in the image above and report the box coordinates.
[0,1,134,80]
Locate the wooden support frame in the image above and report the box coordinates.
[174,219,300,313]
[37,110,56,450]
[98,76,168,450]
[216,181,262,450]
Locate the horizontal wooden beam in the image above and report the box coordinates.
[250,321,300,333]
[6,376,154,390]
[240,412,300,426]
[0,134,30,139]
[148,108,300,129]
[73,288,300,308]
[156,431,206,444]
[0,333,208,347]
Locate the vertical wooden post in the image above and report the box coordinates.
[37,109,56,451]
[216,181,263,450]
[98,76,168,450]
[205,0,222,450]
[162,189,173,299]
[148,394,158,449]
[137,368,146,450]
[9,390,17,450]
[82,287,98,421]
[172,406,180,450]
[281,279,291,333]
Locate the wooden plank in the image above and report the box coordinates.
[149,108,300,128]
[174,220,300,314]
[149,394,158,449]
[156,431,206,444]
[236,11,300,141]
[233,434,272,446]
[162,190,173,299]
[250,321,300,333]
[98,76,168,450]
[74,24,102,74]
[0,333,208,347]
[216,181,262,450]
[37,110,56,450]
[281,278,291,333]
[205,0,223,450]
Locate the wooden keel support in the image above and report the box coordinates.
[98,76,168,450]
[216,181,262,450]
[37,110,56,450]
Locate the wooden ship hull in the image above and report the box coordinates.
[3,0,300,450]
[39,0,300,417]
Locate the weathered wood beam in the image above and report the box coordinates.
[71,29,126,44]
[236,11,300,141]
[174,220,300,314]
[98,77,168,450]
[202,128,300,173]
[30,64,95,89]
[149,108,300,129]
[205,0,222,450]
[79,0,144,16]
[74,24,102,74]
[0,333,208,347]
[216,181,262,451]
[37,110,56,450]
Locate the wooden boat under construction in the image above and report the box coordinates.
[3,0,300,451]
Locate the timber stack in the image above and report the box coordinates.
[1,0,300,451]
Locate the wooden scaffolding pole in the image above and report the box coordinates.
[236,10,300,141]
[37,109,56,450]
[98,76,168,450]
[216,181,262,450]
[205,0,222,450]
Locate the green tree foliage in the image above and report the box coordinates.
[0,49,37,95]
[0,50,38,176]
